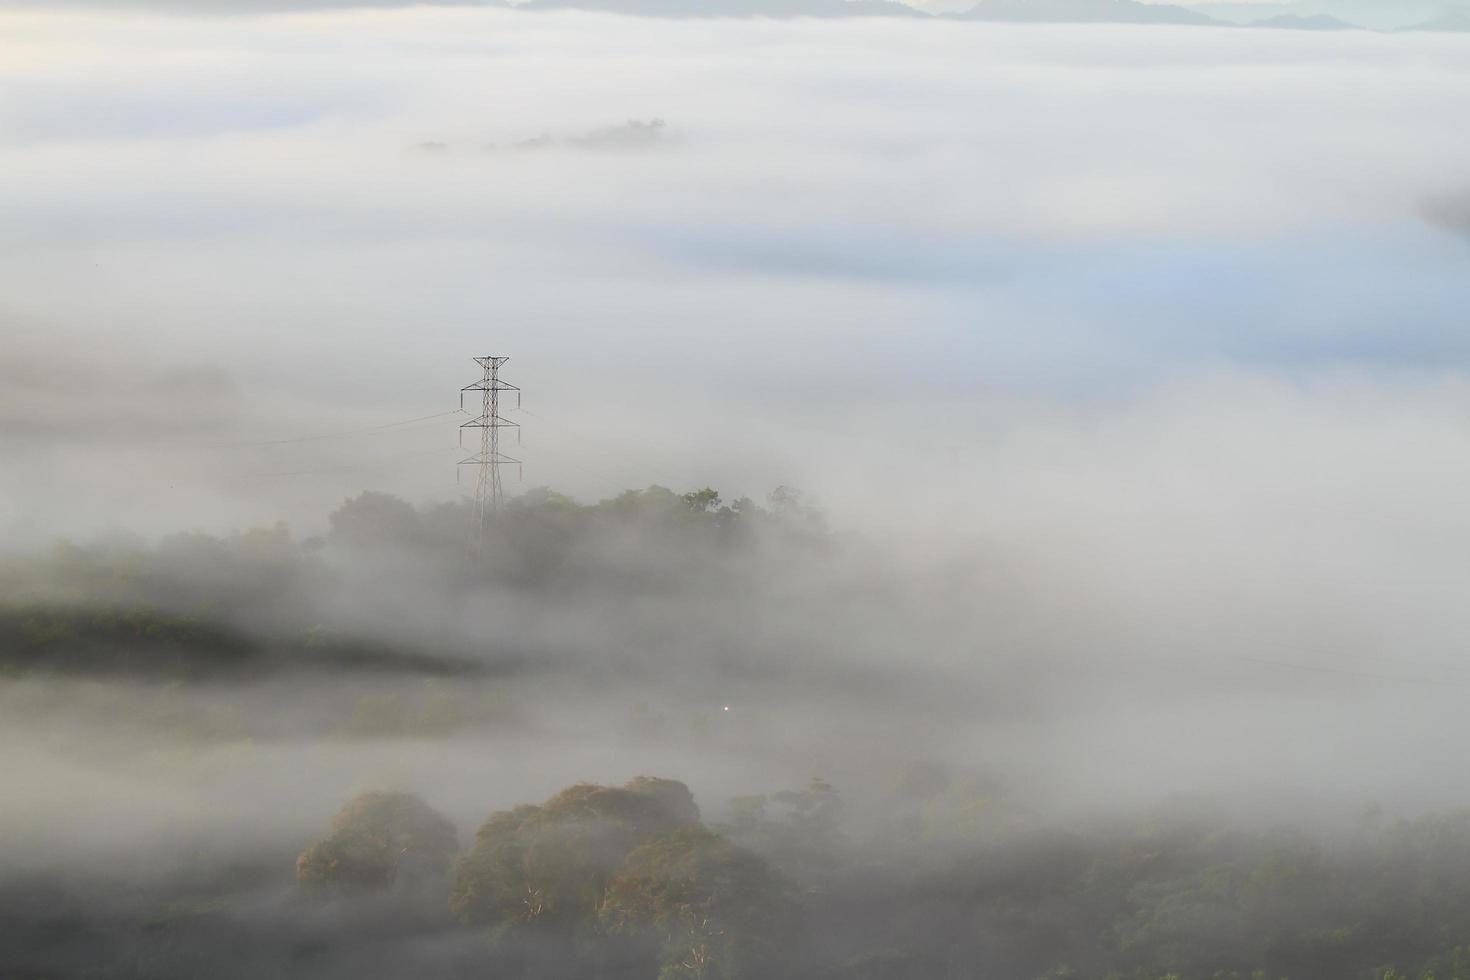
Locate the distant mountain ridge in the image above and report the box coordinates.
[1250,13,1361,29]
[523,0,923,15]
[954,0,1217,25]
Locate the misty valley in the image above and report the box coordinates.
[6,0,1470,977]
[4,487,1470,980]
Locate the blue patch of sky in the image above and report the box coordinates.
[644,218,1470,391]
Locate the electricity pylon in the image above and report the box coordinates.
[459,356,521,550]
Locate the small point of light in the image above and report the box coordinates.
[723,705,731,712]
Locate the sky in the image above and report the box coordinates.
[1,7,1469,547]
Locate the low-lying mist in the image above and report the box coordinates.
[5,4,1470,978]
[6,474,1470,978]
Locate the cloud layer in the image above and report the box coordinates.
[0,7,1468,541]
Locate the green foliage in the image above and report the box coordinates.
[296,791,458,897]
[806,791,1470,980]
[0,603,254,676]
[682,488,722,514]
[0,601,475,680]
[600,826,801,979]
[1422,947,1470,980]
[721,777,845,886]
[327,491,425,551]
[448,777,800,977]
[449,777,702,931]
[0,483,827,680]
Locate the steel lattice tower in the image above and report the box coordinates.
[459,356,521,547]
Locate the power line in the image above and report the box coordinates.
[202,409,466,449]
[235,444,462,480]
[510,406,681,492]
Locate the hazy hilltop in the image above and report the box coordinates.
[1249,12,1361,29]
[1193,0,1466,29]
[954,0,1217,24]
[519,0,1223,22]
[522,0,924,15]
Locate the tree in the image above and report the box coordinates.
[766,485,824,535]
[723,777,845,886]
[326,491,424,551]
[682,488,722,514]
[600,486,687,522]
[600,825,801,979]
[450,777,702,933]
[296,791,458,898]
